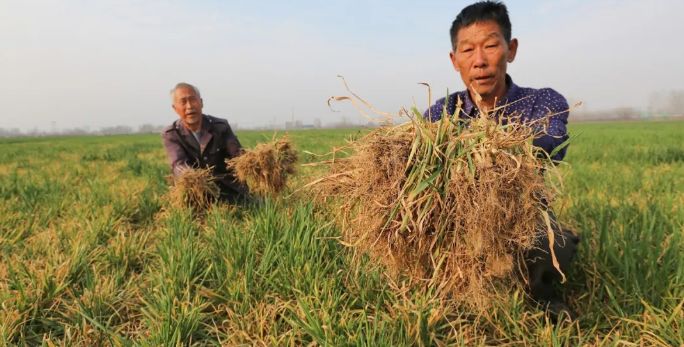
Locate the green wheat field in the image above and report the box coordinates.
[1,121,682,346]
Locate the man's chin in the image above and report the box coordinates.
[470,87,494,100]
[184,116,200,124]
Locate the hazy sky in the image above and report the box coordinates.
[1,0,683,131]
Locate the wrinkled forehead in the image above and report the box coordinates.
[454,20,505,46]
[173,87,200,101]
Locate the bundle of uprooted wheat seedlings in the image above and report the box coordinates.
[167,167,220,213]
[313,101,562,306]
[227,136,298,196]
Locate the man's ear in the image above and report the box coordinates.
[450,50,459,72]
[507,38,518,63]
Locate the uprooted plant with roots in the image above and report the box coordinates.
[312,90,565,307]
[227,136,298,196]
[167,166,220,213]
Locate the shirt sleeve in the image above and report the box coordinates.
[161,131,190,177]
[224,124,243,159]
[531,88,570,162]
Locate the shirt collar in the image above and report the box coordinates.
[461,74,518,116]
[176,114,208,135]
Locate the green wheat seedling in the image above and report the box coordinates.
[0,125,681,345]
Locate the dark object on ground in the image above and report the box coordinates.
[525,213,580,321]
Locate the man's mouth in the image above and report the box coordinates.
[473,75,495,84]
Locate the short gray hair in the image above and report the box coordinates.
[170,82,201,100]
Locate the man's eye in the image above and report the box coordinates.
[461,48,473,53]
[485,44,498,49]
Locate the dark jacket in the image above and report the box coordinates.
[161,114,248,200]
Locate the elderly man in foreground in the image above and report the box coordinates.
[424,1,580,320]
[162,82,248,203]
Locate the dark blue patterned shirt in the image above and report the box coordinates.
[424,75,569,161]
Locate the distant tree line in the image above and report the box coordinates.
[0,124,166,138]
[3,92,683,138]
[571,90,683,121]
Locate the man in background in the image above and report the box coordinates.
[424,1,579,320]
[162,82,248,203]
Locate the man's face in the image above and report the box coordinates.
[172,87,204,129]
[450,20,518,102]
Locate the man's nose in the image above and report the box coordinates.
[473,47,487,68]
